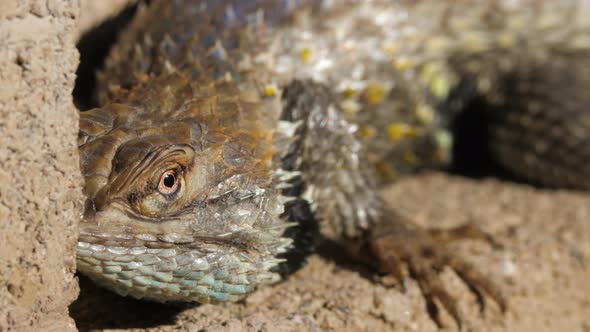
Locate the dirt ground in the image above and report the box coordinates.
[1,1,589,331]
[70,173,590,332]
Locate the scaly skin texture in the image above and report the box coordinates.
[77,0,590,326]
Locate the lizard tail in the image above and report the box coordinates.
[487,53,590,190]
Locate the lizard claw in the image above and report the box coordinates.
[369,212,506,328]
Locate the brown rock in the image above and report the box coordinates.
[0,0,82,331]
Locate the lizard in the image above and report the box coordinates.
[76,0,590,327]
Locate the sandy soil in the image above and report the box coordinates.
[71,173,590,332]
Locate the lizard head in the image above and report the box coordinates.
[76,74,297,302]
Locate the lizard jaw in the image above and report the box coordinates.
[76,186,293,303]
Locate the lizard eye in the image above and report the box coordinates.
[158,170,179,195]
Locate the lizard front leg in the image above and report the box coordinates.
[281,79,506,328]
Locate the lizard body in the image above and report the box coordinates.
[77,0,590,325]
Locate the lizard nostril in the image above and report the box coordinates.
[158,170,179,194]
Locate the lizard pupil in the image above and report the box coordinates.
[163,173,176,188]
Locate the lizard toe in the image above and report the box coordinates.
[369,211,506,328]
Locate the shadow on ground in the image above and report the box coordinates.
[70,277,194,331]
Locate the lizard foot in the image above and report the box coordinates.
[369,212,506,328]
